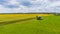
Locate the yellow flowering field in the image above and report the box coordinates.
[0,14,54,17]
[0,14,54,22]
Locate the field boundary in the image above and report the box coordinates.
[0,17,35,26]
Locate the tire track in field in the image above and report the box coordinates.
[0,18,35,26]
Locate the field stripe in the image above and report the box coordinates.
[0,18,35,26]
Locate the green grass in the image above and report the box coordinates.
[0,16,60,34]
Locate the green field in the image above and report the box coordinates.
[0,15,60,34]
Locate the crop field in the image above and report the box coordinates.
[0,14,60,34]
[0,14,53,22]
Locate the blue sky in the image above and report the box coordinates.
[0,0,60,13]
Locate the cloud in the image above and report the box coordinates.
[4,5,19,8]
[0,5,17,13]
[0,0,60,13]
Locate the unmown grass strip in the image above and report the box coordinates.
[0,17,35,26]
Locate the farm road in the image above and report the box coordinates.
[0,18,35,26]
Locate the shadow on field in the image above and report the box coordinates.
[0,18,35,26]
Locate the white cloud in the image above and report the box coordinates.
[8,0,19,5]
[0,5,19,13]
[0,0,60,13]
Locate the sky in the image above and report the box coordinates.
[0,0,60,13]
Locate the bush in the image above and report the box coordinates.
[54,13,60,16]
